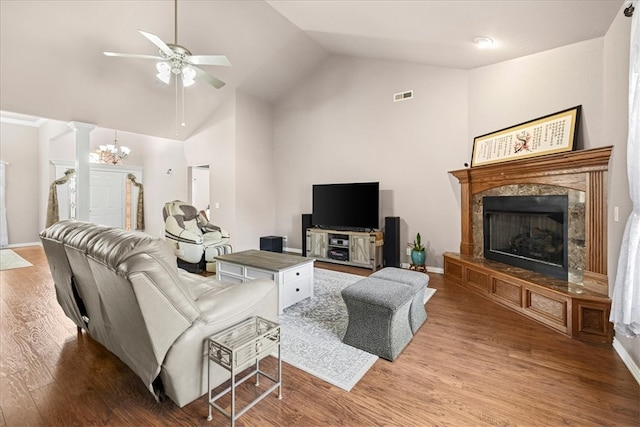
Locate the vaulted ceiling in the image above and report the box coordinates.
[0,0,623,141]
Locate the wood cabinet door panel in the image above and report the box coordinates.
[524,288,569,332]
[491,278,522,308]
[465,267,489,293]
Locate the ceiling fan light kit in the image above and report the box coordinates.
[103,0,230,133]
[156,62,172,84]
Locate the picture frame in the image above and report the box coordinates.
[470,105,581,167]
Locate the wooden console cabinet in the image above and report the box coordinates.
[444,253,612,344]
[306,228,383,271]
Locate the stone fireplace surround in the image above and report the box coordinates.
[444,146,613,343]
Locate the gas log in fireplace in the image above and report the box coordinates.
[445,147,613,344]
[483,195,568,280]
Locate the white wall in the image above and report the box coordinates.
[0,122,40,244]
[184,91,277,252]
[38,120,70,232]
[185,95,238,239]
[274,55,468,267]
[603,5,639,373]
[235,91,276,250]
[136,134,187,237]
[469,38,604,150]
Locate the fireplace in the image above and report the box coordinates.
[483,195,568,280]
[445,147,613,343]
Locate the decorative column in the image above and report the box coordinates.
[583,170,608,294]
[68,122,96,221]
[451,168,474,256]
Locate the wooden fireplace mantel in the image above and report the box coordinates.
[446,146,613,343]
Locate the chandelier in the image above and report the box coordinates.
[92,131,131,165]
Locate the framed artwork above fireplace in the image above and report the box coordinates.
[471,106,581,167]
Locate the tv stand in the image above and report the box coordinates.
[306,228,383,271]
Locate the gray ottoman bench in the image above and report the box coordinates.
[341,278,415,361]
[370,267,430,334]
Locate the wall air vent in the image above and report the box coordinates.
[393,90,413,102]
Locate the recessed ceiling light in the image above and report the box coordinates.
[474,36,494,49]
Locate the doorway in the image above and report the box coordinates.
[189,165,210,219]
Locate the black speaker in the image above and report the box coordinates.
[301,213,312,256]
[260,236,283,253]
[384,216,400,267]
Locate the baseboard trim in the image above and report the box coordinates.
[3,241,41,248]
[613,337,640,385]
[400,263,443,274]
[284,247,302,254]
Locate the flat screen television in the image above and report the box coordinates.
[312,182,379,230]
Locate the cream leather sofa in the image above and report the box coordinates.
[40,220,277,407]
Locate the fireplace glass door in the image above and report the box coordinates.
[483,195,568,280]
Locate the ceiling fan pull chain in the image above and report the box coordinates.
[181,81,186,128]
[175,76,179,136]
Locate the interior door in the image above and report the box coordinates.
[189,165,210,217]
[90,170,123,227]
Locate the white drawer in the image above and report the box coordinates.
[219,262,244,276]
[218,273,244,284]
[246,268,276,281]
[283,264,312,283]
[283,277,312,308]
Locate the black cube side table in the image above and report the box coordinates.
[260,236,283,253]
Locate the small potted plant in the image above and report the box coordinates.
[411,232,426,267]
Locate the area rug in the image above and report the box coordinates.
[278,268,436,391]
[0,249,33,271]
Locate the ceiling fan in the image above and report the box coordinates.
[103,0,230,89]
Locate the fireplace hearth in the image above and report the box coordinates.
[483,195,568,280]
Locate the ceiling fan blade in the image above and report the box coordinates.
[188,55,231,67]
[138,30,174,57]
[193,66,225,89]
[103,52,164,60]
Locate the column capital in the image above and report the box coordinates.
[67,121,96,133]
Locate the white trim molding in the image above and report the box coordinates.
[0,111,48,127]
[5,242,42,248]
[613,338,640,385]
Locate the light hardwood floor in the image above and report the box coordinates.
[1,247,638,426]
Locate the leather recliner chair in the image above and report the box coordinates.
[162,200,232,272]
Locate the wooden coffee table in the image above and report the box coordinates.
[216,250,315,313]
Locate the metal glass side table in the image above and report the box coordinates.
[206,316,282,426]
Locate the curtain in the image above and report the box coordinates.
[0,162,8,247]
[45,169,75,228]
[611,2,640,338]
[127,173,145,231]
